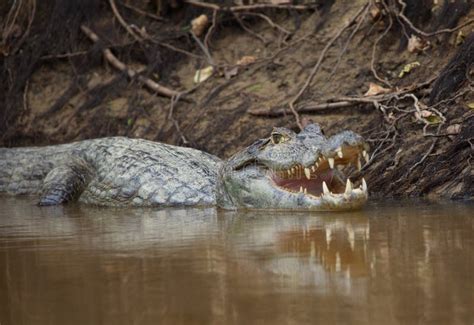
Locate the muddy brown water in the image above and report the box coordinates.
[0,196,472,325]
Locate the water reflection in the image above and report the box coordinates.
[0,197,472,324]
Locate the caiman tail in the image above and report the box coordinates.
[0,143,75,195]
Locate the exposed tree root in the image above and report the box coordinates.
[80,25,179,98]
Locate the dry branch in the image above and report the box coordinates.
[250,75,437,117]
[184,0,315,11]
[80,25,179,98]
[249,101,356,116]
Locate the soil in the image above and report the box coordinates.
[1,0,473,200]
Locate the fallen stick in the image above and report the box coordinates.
[249,101,357,116]
[250,76,437,117]
[80,25,179,98]
[184,0,314,11]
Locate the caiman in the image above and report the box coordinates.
[0,123,369,210]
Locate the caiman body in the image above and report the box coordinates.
[0,124,370,210]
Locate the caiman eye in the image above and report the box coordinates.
[271,132,286,144]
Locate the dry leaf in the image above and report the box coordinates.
[467,102,474,109]
[446,124,461,135]
[194,66,213,83]
[224,66,239,80]
[455,31,465,46]
[415,110,441,124]
[420,110,432,118]
[369,5,381,20]
[407,35,429,53]
[236,56,257,66]
[191,14,208,37]
[364,82,391,96]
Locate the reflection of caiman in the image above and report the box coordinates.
[0,123,369,210]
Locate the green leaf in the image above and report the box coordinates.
[399,62,421,78]
[247,84,263,92]
[425,115,442,124]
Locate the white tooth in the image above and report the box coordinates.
[299,186,303,193]
[304,168,311,180]
[315,162,319,168]
[337,147,343,158]
[345,179,352,195]
[363,150,369,163]
[322,181,330,195]
[362,178,367,192]
[356,158,362,171]
[328,158,335,169]
[292,167,295,174]
[287,169,291,175]
[304,187,307,194]
[311,166,316,172]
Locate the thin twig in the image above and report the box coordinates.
[397,0,474,37]
[40,51,89,60]
[191,31,215,66]
[241,11,292,35]
[168,93,189,145]
[288,3,369,130]
[155,41,204,59]
[23,79,29,111]
[233,12,267,44]
[408,137,438,173]
[109,0,143,42]
[250,74,437,117]
[120,1,165,21]
[370,0,393,88]
[249,101,356,116]
[204,9,217,50]
[328,5,368,80]
[184,0,315,11]
[129,25,204,59]
[11,0,36,54]
[1,0,22,44]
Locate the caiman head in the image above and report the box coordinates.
[217,123,370,210]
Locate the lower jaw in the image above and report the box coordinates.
[306,191,368,211]
[268,177,368,210]
[263,193,368,211]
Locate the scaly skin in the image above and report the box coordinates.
[0,124,370,210]
[0,137,221,206]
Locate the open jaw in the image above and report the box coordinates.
[269,146,369,209]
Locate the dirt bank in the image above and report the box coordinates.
[1,0,473,199]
